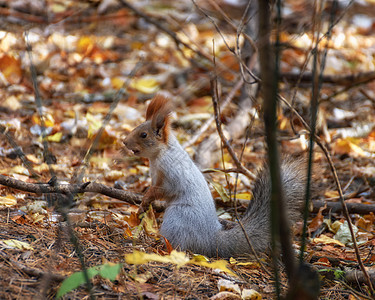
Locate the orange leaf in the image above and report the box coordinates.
[315,257,331,267]
[308,204,326,232]
[332,138,366,157]
[0,54,22,84]
[125,211,141,228]
[164,237,174,254]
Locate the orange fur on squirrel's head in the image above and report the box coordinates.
[145,94,172,143]
[123,95,173,159]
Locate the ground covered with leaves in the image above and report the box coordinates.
[0,0,375,299]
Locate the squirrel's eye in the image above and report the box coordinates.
[140,132,147,138]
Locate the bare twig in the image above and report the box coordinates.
[312,200,375,215]
[282,71,375,87]
[210,78,256,180]
[0,174,142,205]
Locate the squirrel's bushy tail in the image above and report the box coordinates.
[216,156,307,258]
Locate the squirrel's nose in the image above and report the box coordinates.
[123,140,128,147]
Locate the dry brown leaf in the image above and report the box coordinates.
[308,204,326,233]
[0,54,22,84]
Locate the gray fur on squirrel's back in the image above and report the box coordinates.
[216,157,307,258]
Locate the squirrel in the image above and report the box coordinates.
[123,95,307,258]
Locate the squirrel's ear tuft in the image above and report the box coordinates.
[146,94,172,142]
[146,94,172,121]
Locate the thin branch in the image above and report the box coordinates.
[210,78,256,180]
[312,200,375,215]
[282,71,375,87]
[0,174,142,205]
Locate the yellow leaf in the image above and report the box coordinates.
[131,41,144,50]
[32,114,55,127]
[11,166,29,176]
[234,193,252,201]
[26,154,41,164]
[31,213,45,223]
[229,257,259,267]
[125,250,190,267]
[211,181,230,202]
[51,3,67,13]
[311,234,345,247]
[141,206,159,238]
[104,170,124,181]
[279,117,288,130]
[130,271,153,283]
[130,77,159,94]
[77,36,94,54]
[33,163,51,173]
[333,138,366,157]
[86,113,102,138]
[192,254,209,262]
[324,190,339,198]
[125,250,235,275]
[129,168,138,174]
[46,132,62,142]
[190,256,235,276]
[111,77,125,89]
[0,195,17,207]
[1,239,34,250]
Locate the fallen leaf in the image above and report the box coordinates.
[46,132,63,142]
[332,138,366,157]
[311,234,345,247]
[0,195,17,207]
[125,250,235,275]
[210,181,230,202]
[1,239,34,250]
[334,221,358,246]
[217,279,241,294]
[0,54,22,84]
[130,77,160,94]
[141,206,159,238]
[210,291,241,300]
[229,257,259,267]
[308,204,326,232]
[242,289,262,300]
[125,250,190,267]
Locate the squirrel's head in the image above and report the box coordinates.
[123,95,172,159]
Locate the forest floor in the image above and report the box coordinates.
[0,0,375,299]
